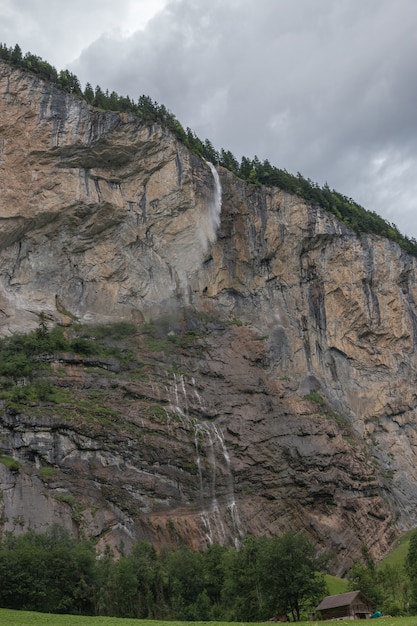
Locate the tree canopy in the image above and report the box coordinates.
[0,527,326,620]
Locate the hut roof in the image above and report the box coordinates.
[316,590,365,611]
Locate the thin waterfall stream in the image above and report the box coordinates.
[205,160,222,242]
[165,373,243,547]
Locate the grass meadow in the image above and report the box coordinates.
[378,531,414,569]
[2,613,417,626]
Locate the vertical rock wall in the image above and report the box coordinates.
[1,61,417,569]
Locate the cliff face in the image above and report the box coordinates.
[1,61,417,573]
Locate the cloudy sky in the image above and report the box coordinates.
[2,0,417,238]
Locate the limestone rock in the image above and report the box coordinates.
[1,60,417,573]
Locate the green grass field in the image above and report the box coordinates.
[378,531,414,569]
[0,612,209,625]
[2,611,417,626]
[324,573,350,595]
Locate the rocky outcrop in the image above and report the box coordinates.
[0,321,395,575]
[0,60,416,573]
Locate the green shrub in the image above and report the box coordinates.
[0,353,33,379]
[0,326,69,380]
[39,466,57,482]
[7,382,59,404]
[303,390,326,405]
[0,455,21,472]
[69,338,96,355]
[90,321,137,340]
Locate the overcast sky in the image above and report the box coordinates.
[2,0,417,239]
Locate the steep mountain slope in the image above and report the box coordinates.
[1,60,417,574]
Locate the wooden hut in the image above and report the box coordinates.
[316,590,374,620]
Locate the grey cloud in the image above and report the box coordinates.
[2,0,416,237]
[1,0,158,68]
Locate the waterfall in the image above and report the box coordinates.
[212,424,244,546]
[195,420,243,547]
[195,423,227,545]
[205,161,222,242]
[163,374,243,547]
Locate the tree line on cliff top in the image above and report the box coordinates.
[1,42,416,257]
